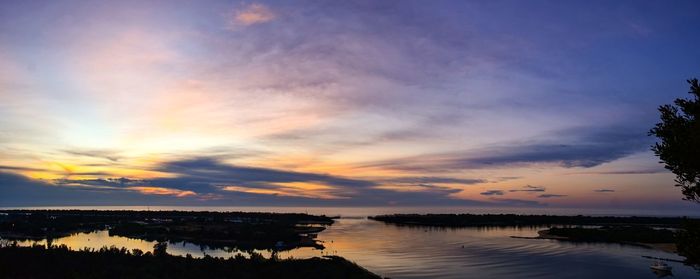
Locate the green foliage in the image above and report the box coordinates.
[649,78,700,202]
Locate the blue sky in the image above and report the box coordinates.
[0,0,699,211]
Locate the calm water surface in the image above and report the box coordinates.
[5,206,700,278]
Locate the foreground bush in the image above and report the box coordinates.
[0,245,380,279]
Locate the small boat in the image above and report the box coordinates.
[650,260,672,272]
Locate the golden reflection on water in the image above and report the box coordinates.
[11,229,326,259]
[15,230,155,253]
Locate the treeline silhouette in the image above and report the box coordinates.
[0,244,380,279]
[545,226,675,243]
[370,214,690,227]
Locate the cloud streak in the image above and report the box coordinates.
[594,189,616,193]
[6,157,493,206]
[509,185,546,193]
[382,177,485,185]
[358,126,651,172]
[62,149,121,162]
[0,156,573,207]
[480,190,505,196]
[538,194,567,198]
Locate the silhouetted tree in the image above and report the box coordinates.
[153,242,168,257]
[650,78,700,266]
[649,78,700,202]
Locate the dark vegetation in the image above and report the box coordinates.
[676,220,700,264]
[543,226,675,244]
[369,214,689,228]
[0,210,333,250]
[0,244,380,279]
[649,78,700,265]
[650,78,700,202]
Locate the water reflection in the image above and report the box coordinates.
[7,218,699,278]
[9,230,322,259]
[652,269,674,278]
[315,219,697,279]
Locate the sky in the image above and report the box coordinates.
[1,0,699,212]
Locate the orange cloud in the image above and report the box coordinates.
[233,3,275,26]
[222,182,343,199]
[127,186,196,197]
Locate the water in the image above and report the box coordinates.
[317,219,697,278]
[4,206,700,278]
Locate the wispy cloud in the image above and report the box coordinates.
[509,185,546,193]
[62,149,121,162]
[233,3,275,26]
[0,172,185,206]
[152,157,376,193]
[358,126,651,172]
[573,169,666,175]
[0,157,533,206]
[594,189,616,193]
[0,165,47,172]
[54,177,143,188]
[538,194,567,198]
[127,186,196,198]
[20,157,489,206]
[382,177,485,185]
[480,190,505,196]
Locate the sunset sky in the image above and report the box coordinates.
[1,0,699,211]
